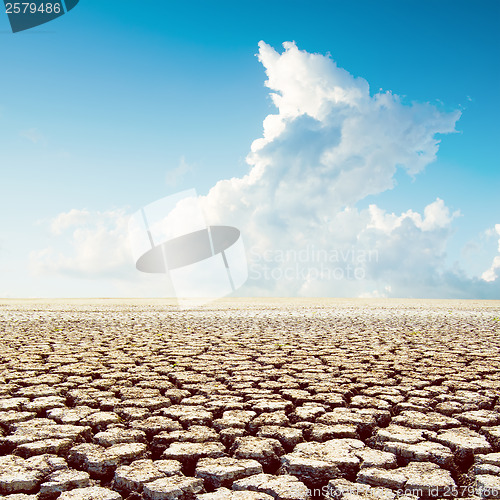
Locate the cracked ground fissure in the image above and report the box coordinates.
[0,298,499,500]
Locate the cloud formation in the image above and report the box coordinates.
[482,224,500,283]
[204,42,460,230]
[31,209,132,277]
[31,42,499,298]
[200,41,481,297]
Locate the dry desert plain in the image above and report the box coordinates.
[0,298,499,500]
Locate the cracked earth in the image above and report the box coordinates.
[0,298,499,500]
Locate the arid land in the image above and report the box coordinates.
[0,298,499,499]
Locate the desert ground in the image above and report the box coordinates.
[0,298,499,500]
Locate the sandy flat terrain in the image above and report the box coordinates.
[0,299,499,499]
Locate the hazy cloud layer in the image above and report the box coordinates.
[165,156,194,187]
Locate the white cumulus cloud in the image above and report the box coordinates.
[367,198,460,234]
[31,209,132,277]
[482,224,500,282]
[200,41,472,297]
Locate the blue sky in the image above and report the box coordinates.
[0,0,499,298]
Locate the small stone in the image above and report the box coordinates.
[392,411,461,431]
[402,462,456,497]
[213,411,256,431]
[280,389,313,404]
[475,475,500,499]
[289,405,326,423]
[16,385,60,398]
[312,393,346,408]
[0,461,43,494]
[230,437,284,470]
[475,463,500,475]
[219,428,246,448]
[476,453,500,467]
[281,439,364,485]
[39,469,90,498]
[383,440,454,468]
[162,426,219,445]
[350,396,392,411]
[0,398,30,411]
[195,457,262,489]
[94,427,146,447]
[47,406,99,425]
[251,400,293,413]
[162,442,226,465]
[309,424,357,441]
[435,401,464,416]
[0,411,36,428]
[23,396,66,413]
[143,476,204,500]
[435,427,492,454]
[357,467,407,490]
[154,460,184,477]
[474,454,500,475]
[355,448,397,469]
[24,454,68,475]
[358,462,456,497]
[130,417,182,438]
[256,426,303,451]
[116,407,150,421]
[81,412,121,431]
[17,438,73,457]
[162,406,213,427]
[316,409,377,437]
[326,478,396,499]
[114,459,179,493]
[58,486,122,499]
[375,425,426,445]
[249,412,290,432]
[69,442,147,478]
[0,454,66,494]
[5,423,92,448]
[458,410,500,427]
[232,473,310,500]
[68,443,106,469]
[196,488,274,499]
[483,426,500,448]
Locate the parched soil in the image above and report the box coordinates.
[0,298,499,500]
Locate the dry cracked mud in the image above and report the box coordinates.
[0,298,499,500]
